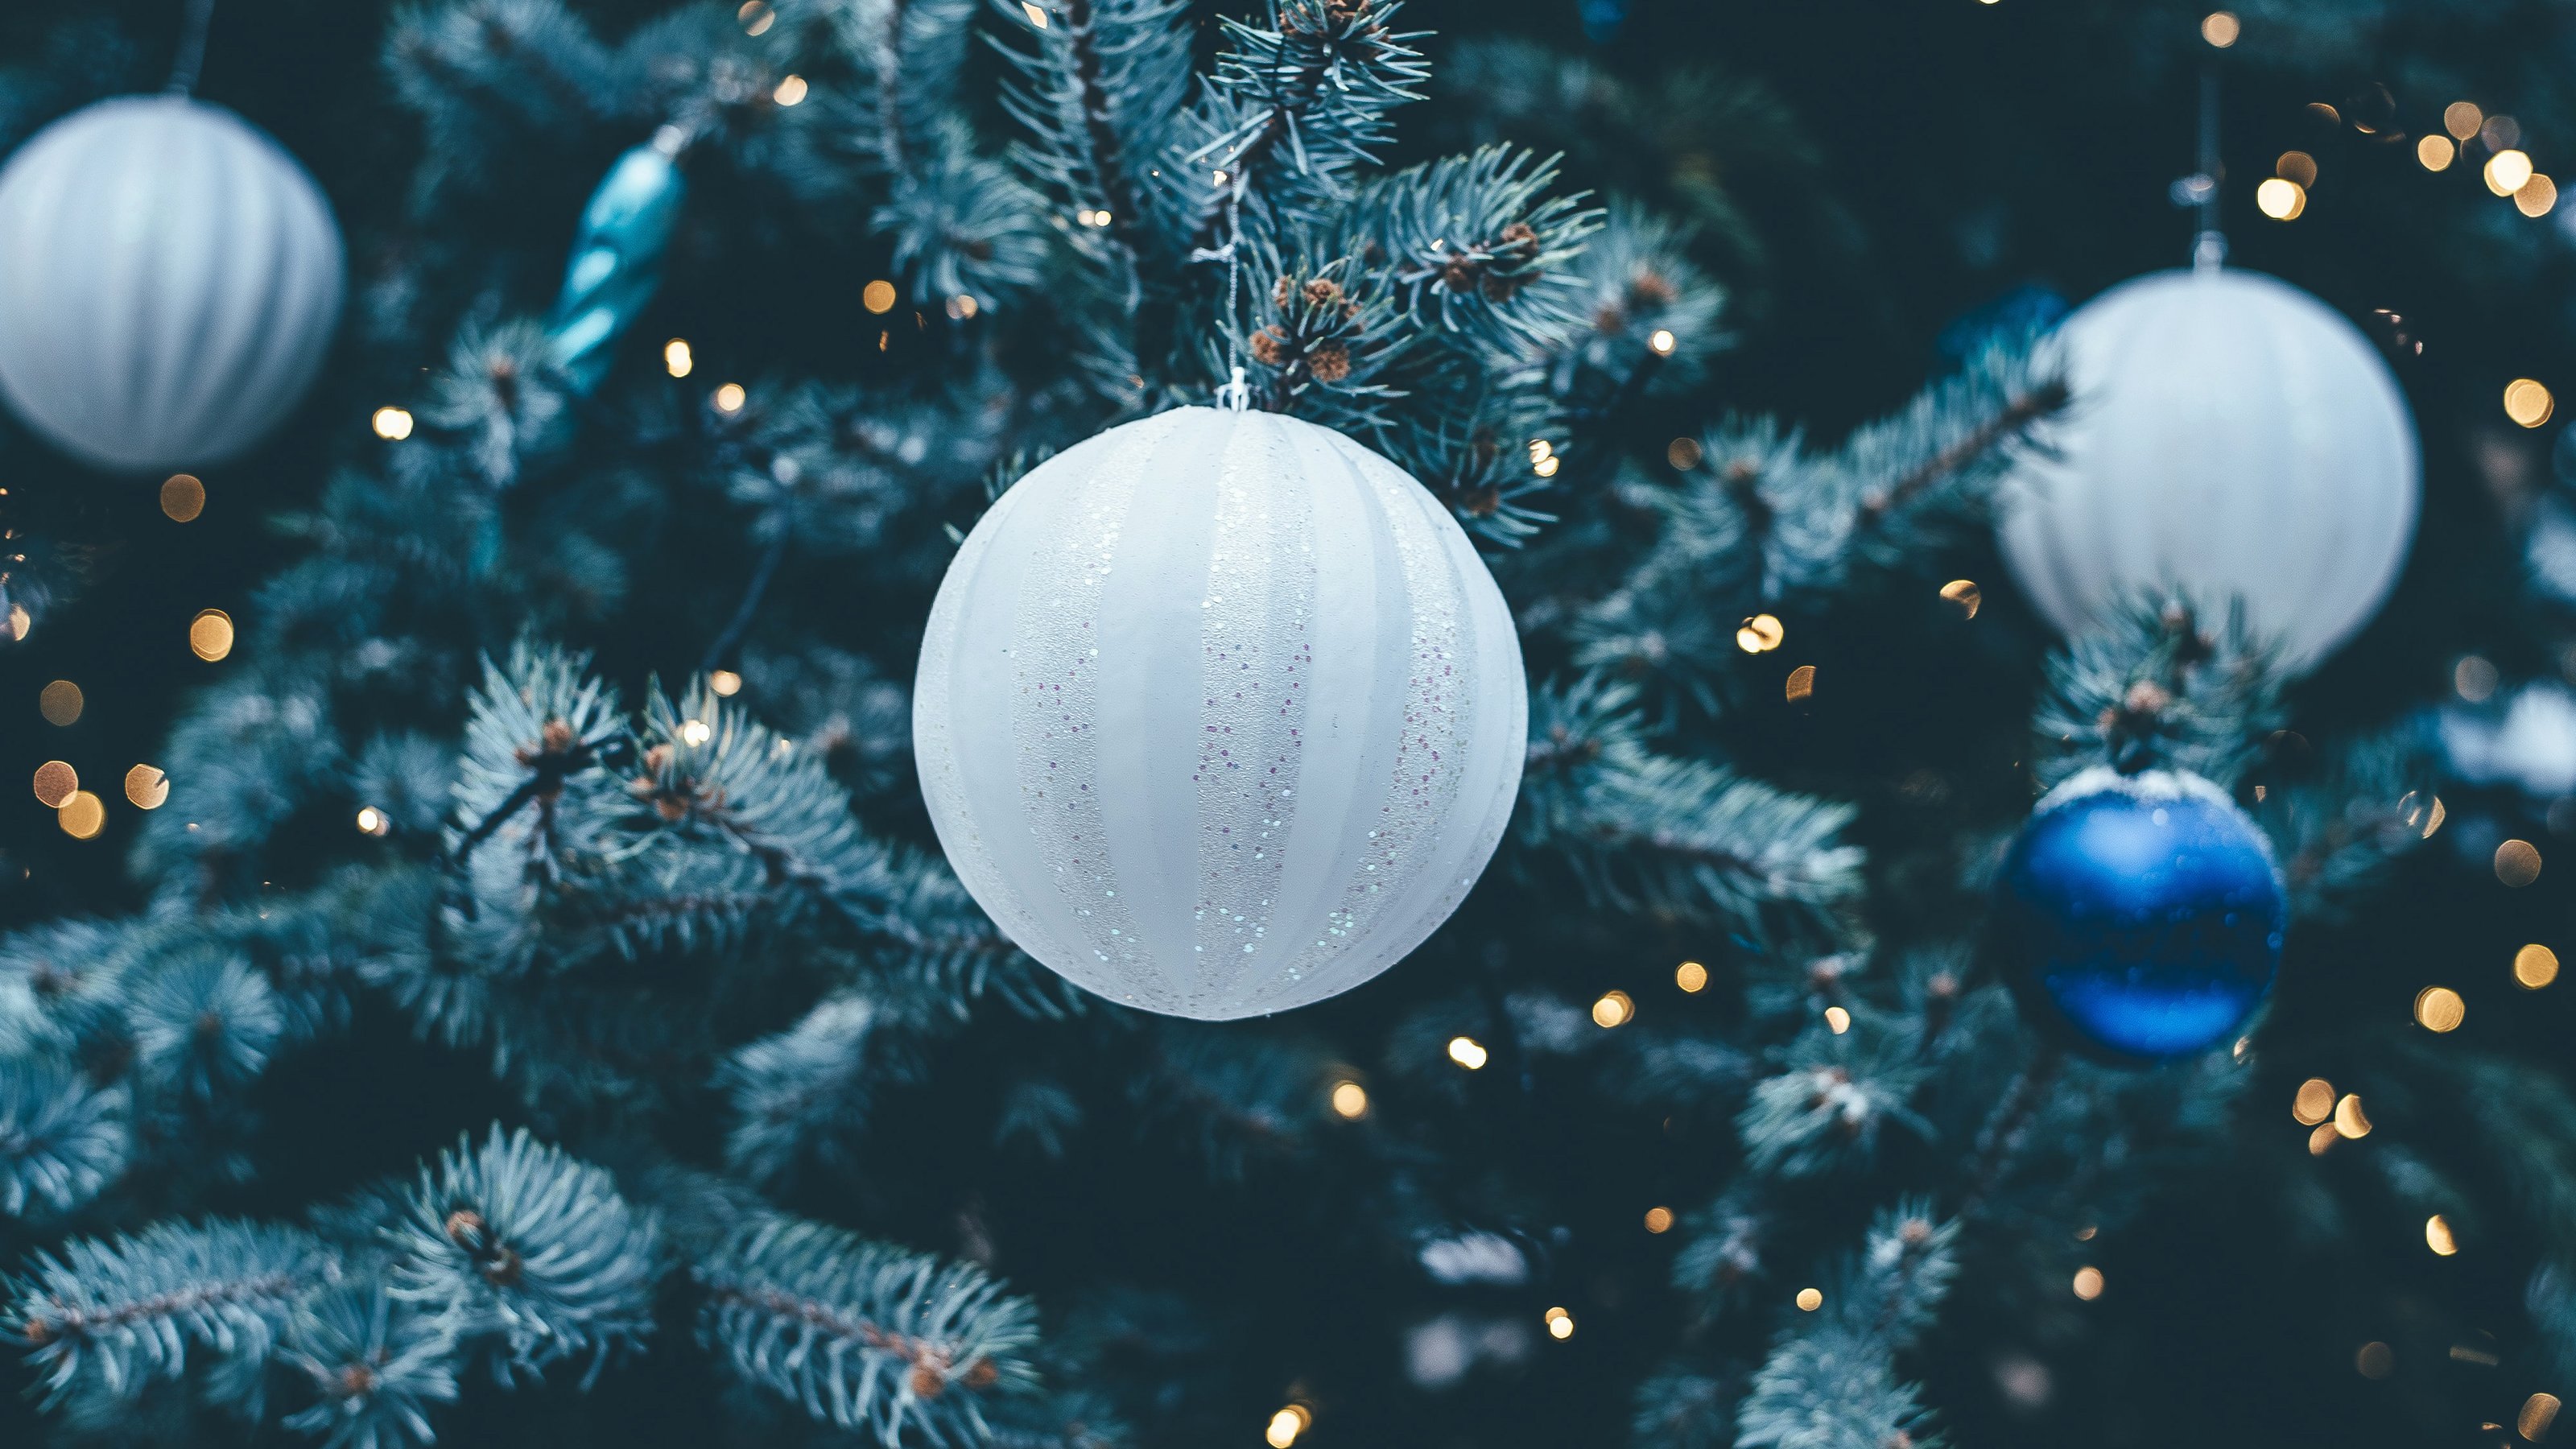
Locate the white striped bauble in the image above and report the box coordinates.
[914,407,1528,1020]
[0,97,345,472]
[1996,267,2418,673]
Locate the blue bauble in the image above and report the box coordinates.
[1992,767,2285,1063]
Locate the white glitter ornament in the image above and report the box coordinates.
[1997,267,2418,673]
[0,96,345,472]
[914,406,1528,1020]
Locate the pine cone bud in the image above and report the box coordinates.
[1249,327,1292,367]
[1307,341,1352,384]
[444,1208,486,1249]
[910,1363,947,1398]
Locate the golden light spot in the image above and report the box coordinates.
[1823,1005,1852,1034]
[2293,1077,2335,1125]
[2397,791,2444,838]
[708,669,743,697]
[123,765,167,810]
[2522,1393,2562,1442]
[57,790,104,840]
[2496,838,2545,886]
[2516,944,2560,989]
[2457,654,2500,701]
[2523,175,2562,220]
[680,719,714,747]
[2417,134,2456,171]
[356,807,390,836]
[2487,148,2535,196]
[713,382,747,414]
[2334,1093,2373,1139]
[2446,101,2484,141]
[2507,379,2556,428]
[3,603,27,641]
[1329,1080,1368,1119]
[2074,1224,2097,1241]
[1447,1035,1488,1070]
[189,609,234,662]
[2487,115,2526,151]
[2276,151,2317,187]
[2355,1341,2393,1379]
[1592,990,1635,1028]
[2416,985,2465,1032]
[946,295,980,320]
[664,338,694,378]
[1675,960,1708,993]
[1736,613,1785,654]
[773,74,807,106]
[1020,0,1049,26]
[1785,664,1816,703]
[38,679,81,725]
[1534,455,1561,479]
[739,0,775,34]
[2425,1214,2458,1256]
[863,279,898,314]
[1545,1306,1575,1339]
[2200,10,2239,46]
[160,473,204,521]
[2308,102,2341,126]
[370,407,414,440]
[1265,1406,1310,1447]
[1940,579,1981,618]
[32,761,76,808]
[1647,328,1677,356]
[2072,1265,2104,1300]
[1667,436,1703,470]
[1644,1206,1674,1234]
[2256,178,2306,221]
[1794,1288,1823,1312]
[2309,1122,2338,1156]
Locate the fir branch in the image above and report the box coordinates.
[0,1057,130,1219]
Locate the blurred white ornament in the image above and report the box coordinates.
[2443,683,2576,797]
[1998,268,2418,672]
[0,96,345,471]
[914,406,1527,1020]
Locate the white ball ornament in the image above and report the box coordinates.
[914,407,1528,1020]
[1997,267,2418,672]
[0,97,345,472]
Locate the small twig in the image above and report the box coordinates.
[1856,380,2070,528]
[698,522,791,678]
[1958,1044,2064,1220]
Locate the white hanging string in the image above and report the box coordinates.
[167,0,217,97]
[1193,180,1250,412]
[2191,54,2227,272]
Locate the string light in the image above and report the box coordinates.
[1647,328,1678,355]
[946,295,980,320]
[1265,1406,1310,1447]
[189,609,233,662]
[2445,101,2484,141]
[1545,1306,1575,1340]
[1666,437,1702,469]
[1592,990,1635,1028]
[664,339,694,378]
[123,765,167,810]
[2515,944,2559,989]
[2308,1122,2337,1156]
[862,279,898,314]
[2255,178,2306,221]
[2276,151,2317,187]
[1794,1288,1823,1312]
[356,807,390,836]
[2506,379,2555,427]
[58,790,105,840]
[1785,664,1816,703]
[1020,1,1049,26]
[32,761,76,808]
[39,679,81,725]
[2293,1078,2334,1125]
[1940,579,1981,618]
[680,719,714,747]
[2396,790,2444,838]
[2415,985,2464,1032]
[4,604,27,642]
[160,473,204,522]
[773,74,808,106]
[1329,1080,1368,1119]
[2072,1265,2105,1300]
[2495,838,2544,887]
[2487,148,2534,196]
[2416,134,2455,171]
[1447,1035,1488,1070]
[1644,1206,1674,1233]
[371,406,414,440]
[2519,175,2559,217]
[1674,960,1708,993]
[1823,1005,1852,1034]
[2199,10,2239,46]
[713,383,747,414]
[2333,1093,2373,1139]
[2425,1215,2458,1256]
[738,1,775,34]
[2524,1394,2563,1443]
[1736,614,1784,653]
[708,669,743,696]
[2457,654,2500,701]
[2355,1341,2393,1379]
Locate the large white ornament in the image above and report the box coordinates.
[1997,267,2418,672]
[914,407,1528,1020]
[0,97,345,472]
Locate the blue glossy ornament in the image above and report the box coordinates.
[1992,766,2284,1063]
[1578,0,1630,43]
[544,134,686,395]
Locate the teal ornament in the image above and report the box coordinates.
[1992,766,2285,1063]
[545,133,686,395]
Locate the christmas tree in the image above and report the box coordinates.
[2,2,2574,1446]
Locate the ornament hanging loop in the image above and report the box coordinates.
[1189,178,1249,411]
[167,0,218,97]
[1216,365,1249,413]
